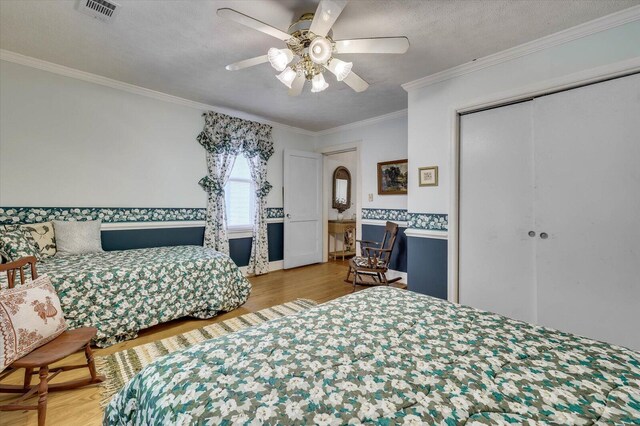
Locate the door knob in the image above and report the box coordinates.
[528,231,536,237]
[286,214,291,219]
[540,232,548,239]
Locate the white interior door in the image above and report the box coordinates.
[533,74,640,350]
[283,149,323,269]
[459,102,537,323]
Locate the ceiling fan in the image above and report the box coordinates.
[217,0,409,96]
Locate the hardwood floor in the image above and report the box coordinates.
[1,260,387,426]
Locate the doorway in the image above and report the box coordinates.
[322,146,360,264]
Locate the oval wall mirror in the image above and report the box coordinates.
[332,166,351,213]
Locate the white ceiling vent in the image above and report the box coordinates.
[77,0,120,23]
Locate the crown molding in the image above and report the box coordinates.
[316,109,407,136]
[0,49,316,136]
[3,6,638,136]
[402,5,640,92]
[0,48,406,137]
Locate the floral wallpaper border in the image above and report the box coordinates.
[266,208,284,219]
[361,208,408,222]
[0,207,443,228]
[0,207,286,225]
[407,213,448,231]
[362,209,448,231]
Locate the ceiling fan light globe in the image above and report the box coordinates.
[331,58,352,81]
[268,48,294,72]
[311,73,329,93]
[309,37,333,64]
[276,67,297,88]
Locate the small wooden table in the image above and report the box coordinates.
[328,220,356,260]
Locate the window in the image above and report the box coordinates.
[225,155,254,231]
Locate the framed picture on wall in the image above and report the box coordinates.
[418,166,438,187]
[377,159,408,195]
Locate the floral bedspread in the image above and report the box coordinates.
[104,287,640,425]
[38,245,251,347]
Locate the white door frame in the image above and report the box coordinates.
[318,141,362,263]
[448,57,640,303]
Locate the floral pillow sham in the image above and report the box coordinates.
[0,225,41,262]
[21,222,57,258]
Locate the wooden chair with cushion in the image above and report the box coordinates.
[345,221,402,291]
[0,256,104,426]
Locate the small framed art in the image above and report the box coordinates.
[377,159,408,195]
[418,166,438,187]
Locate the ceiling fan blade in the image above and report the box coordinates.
[342,70,369,92]
[288,74,305,96]
[217,8,291,41]
[225,55,269,71]
[309,0,348,38]
[334,37,410,54]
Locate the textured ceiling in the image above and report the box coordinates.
[1,0,638,131]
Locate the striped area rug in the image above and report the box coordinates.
[96,298,318,406]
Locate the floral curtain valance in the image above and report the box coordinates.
[197,111,274,161]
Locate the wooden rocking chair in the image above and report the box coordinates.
[0,256,104,426]
[345,221,402,291]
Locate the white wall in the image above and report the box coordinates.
[406,20,640,215]
[317,114,408,213]
[0,60,315,208]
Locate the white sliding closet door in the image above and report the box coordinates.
[533,74,640,350]
[459,102,537,323]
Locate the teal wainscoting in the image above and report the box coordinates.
[405,212,448,299]
[0,207,285,267]
[407,236,448,299]
[362,208,448,299]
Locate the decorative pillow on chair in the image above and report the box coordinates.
[0,274,67,369]
[0,225,41,262]
[353,256,387,268]
[22,222,57,258]
[53,220,103,255]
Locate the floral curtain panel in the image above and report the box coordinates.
[197,111,274,275]
[247,155,272,275]
[198,151,236,254]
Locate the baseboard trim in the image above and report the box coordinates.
[386,269,408,285]
[239,260,284,276]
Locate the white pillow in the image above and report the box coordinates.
[0,274,68,369]
[53,220,103,255]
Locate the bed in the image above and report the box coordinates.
[34,245,251,347]
[104,286,640,425]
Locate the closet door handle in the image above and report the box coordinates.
[540,232,548,239]
[528,231,536,237]
[286,214,291,219]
